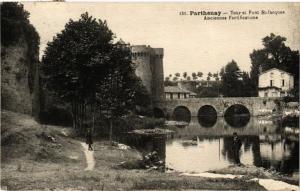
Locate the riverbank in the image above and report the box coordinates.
[208,165,299,185]
[1,110,267,190]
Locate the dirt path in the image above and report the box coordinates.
[80,142,95,171]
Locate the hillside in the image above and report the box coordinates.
[1,110,86,190]
[1,110,266,190]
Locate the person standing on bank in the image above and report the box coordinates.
[232,132,242,165]
[86,128,93,151]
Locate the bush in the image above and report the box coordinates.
[283,96,298,103]
[39,106,73,126]
[90,115,165,138]
[282,116,299,128]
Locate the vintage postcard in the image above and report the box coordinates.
[1,2,299,191]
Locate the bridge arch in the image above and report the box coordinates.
[153,107,165,118]
[224,104,250,128]
[172,106,191,123]
[197,105,218,127]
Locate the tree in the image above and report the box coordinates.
[240,71,256,97]
[220,60,243,97]
[206,72,212,81]
[197,72,203,80]
[42,13,114,130]
[183,72,187,79]
[164,76,175,86]
[95,41,150,142]
[42,13,149,136]
[187,76,191,81]
[1,2,30,46]
[191,72,198,80]
[250,33,299,96]
[196,86,220,98]
[213,73,219,81]
[172,76,178,81]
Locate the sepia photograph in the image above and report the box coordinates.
[1,2,300,191]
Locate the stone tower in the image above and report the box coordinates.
[131,45,165,104]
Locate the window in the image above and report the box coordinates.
[270,80,273,87]
[170,93,173,100]
[178,93,180,99]
[282,79,285,86]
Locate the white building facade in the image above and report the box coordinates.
[258,68,294,97]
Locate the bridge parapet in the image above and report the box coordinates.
[154,97,281,117]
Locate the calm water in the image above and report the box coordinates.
[124,116,299,177]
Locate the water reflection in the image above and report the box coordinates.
[122,134,166,165]
[170,117,265,137]
[198,105,217,127]
[224,115,251,128]
[122,116,298,177]
[172,106,191,123]
[224,104,251,127]
[166,135,299,176]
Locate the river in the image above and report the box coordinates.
[124,115,299,178]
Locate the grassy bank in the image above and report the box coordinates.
[1,110,266,190]
[208,165,299,186]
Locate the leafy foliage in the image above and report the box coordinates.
[41,13,150,130]
[196,85,220,97]
[220,60,242,97]
[1,2,30,46]
[42,12,113,101]
[250,33,299,97]
[1,2,40,93]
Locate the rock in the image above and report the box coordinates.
[118,143,131,150]
[142,151,165,171]
[40,132,56,143]
[1,38,39,118]
[130,128,174,135]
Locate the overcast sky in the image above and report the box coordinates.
[24,2,300,77]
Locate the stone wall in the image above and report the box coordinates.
[131,45,165,104]
[1,38,39,118]
[156,97,281,117]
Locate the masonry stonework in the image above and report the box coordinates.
[131,45,165,104]
[155,97,281,118]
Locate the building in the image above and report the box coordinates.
[164,86,197,100]
[258,68,294,97]
[131,45,164,103]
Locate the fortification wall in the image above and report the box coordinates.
[131,45,153,93]
[1,38,39,117]
[131,45,165,104]
[152,48,164,103]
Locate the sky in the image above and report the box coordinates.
[24,2,300,77]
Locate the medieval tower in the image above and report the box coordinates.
[131,45,165,104]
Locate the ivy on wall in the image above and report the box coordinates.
[1,2,40,93]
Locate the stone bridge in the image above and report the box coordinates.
[154,97,280,118]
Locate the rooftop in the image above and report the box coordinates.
[259,68,293,76]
